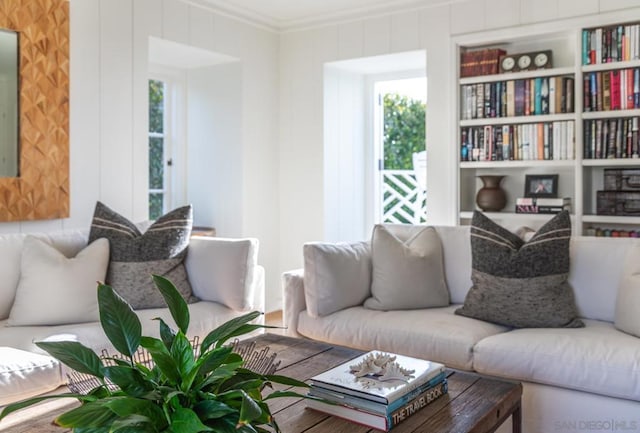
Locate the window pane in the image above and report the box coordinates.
[149,193,163,220]
[149,79,164,134]
[149,136,164,189]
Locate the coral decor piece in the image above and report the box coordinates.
[349,352,416,388]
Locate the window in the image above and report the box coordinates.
[373,76,427,224]
[148,79,167,220]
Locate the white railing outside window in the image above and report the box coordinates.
[382,169,426,224]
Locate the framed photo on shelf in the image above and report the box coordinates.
[525,174,558,198]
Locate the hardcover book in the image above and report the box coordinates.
[306,380,448,432]
[310,351,446,405]
[309,371,447,415]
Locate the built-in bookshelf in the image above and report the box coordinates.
[454,13,640,236]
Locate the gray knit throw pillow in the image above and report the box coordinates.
[88,201,197,309]
[455,210,583,328]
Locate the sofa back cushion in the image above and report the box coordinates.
[0,230,89,320]
[365,225,449,310]
[303,241,371,317]
[569,236,637,323]
[434,226,472,304]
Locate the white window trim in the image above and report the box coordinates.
[149,65,187,213]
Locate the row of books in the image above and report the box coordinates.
[583,118,640,160]
[583,69,640,112]
[515,197,571,214]
[585,227,640,237]
[460,122,575,162]
[307,351,447,431]
[582,24,640,65]
[460,76,575,120]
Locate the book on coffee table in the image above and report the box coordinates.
[309,351,446,405]
[309,371,447,415]
[307,378,448,431]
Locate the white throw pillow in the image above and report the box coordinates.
[8,236,110,326]
[303,241,371,317]
[365,225,450,310]
[615,241,640,337]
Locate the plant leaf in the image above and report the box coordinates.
[200,311,262,352]
[139,336,181,384]
[55,401,119,428]
[264,374,310,388]
[0,394,94,421]
[171,332,195,377]
[238,391,262,427]
[35,341,103,378]
[102,366,153,398]
[152,275,189,334]
[196,346,233,376]
[193,400,236,420]
[103,398,167,430]
[170,407,214,432]
[155,317,176,349]
[98,283,141,359]
[263,390,312,400]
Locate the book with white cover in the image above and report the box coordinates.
[310,351,445,405]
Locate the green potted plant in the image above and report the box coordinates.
[0,275,309,432]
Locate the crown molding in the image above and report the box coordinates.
[182,0,465,33]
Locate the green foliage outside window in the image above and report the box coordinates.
[149,79,165,220]
[149,80,164,133]
[383,93,426,169]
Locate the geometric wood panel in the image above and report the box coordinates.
[0,0,69,221]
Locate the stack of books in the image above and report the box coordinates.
[306,351,447,431]
[515,197,571,214]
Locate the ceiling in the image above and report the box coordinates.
[191,0,463,32]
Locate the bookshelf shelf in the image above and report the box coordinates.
[460,160,575,169]
[459,66,575,85]
[460,113,575,127]
[582,109,640,119]
[455,17,640,236]
[582,59,640,73]
[582,158,640,166]
[582,215,640,224]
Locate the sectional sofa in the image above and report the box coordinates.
[0,229,264,406]
[283,222,640,433]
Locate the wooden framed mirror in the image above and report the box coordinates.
[0,0,69,221]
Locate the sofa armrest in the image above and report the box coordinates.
[282,269,305,337]
[185,237,262,312]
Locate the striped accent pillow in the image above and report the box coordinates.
[455,210,583,328]
[88,201,196,309]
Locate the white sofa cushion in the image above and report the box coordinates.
[297,305,508,371]
[8,237,109,326]
[365,225,449,310]
[186,237,259,311]
[434,226,472,305]
[473,319,640,401]
[569,236,636,323]
[0,301,245,356]
[0,347,62,406]
[303,241,371,317]
[614,241,640,337]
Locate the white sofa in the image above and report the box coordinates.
[0,229,264,406]
[283,225,640,433]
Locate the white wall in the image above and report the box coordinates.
[277,0,640,286]
[187,63,243,236]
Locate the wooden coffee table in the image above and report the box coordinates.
[1,334,521,433]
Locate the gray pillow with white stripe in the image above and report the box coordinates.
[88,201,197,309]
[455,210,583,328]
